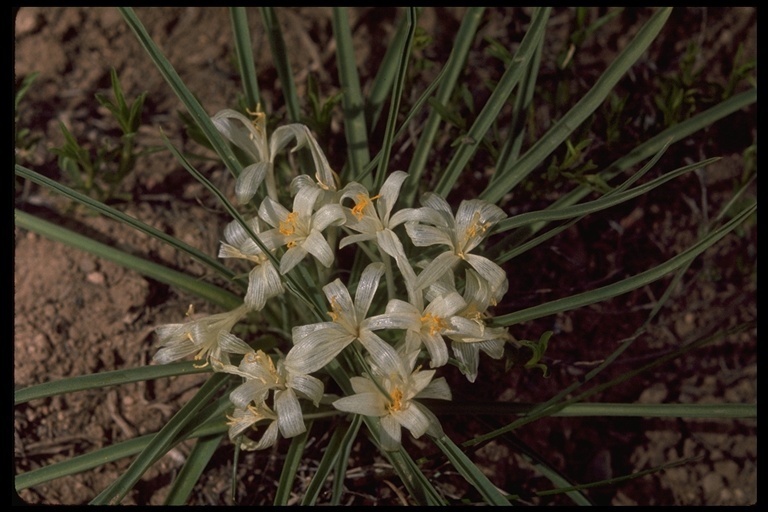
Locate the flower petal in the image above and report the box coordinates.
[275,388,307,438]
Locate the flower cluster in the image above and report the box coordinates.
[152,109,513,451]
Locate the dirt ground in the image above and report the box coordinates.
[14,7,756,505]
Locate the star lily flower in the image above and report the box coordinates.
[427,269,510,382]
[384,290,486,368]
[404,193,507,294]
[258,186,345,274]
[216,340,324,441]
[218,216,284,311]
[212,107,336,204]
[339,171,415,261]
[332,349,452,451]
[284,263,414,376]
[226,401,280,451]
[152,304,249,367]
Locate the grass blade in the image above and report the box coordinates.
[164,434,225,505]
[118,7,243,178]
[300,418,358,505]
[481,7,673,203]
[402,6,485,207]
[230,7,261,110]
[274,420,313,505]
[491,201,754,326]
[15,362,209,405]
[260,7,301,123]
[434,7,551,198]
[373,7,417,191]
[90,372,230,504]
[332,7,371,184]
[16,404,230,492]
[492,157,717,234]
[432,435,511,505]
[15,164,239,284]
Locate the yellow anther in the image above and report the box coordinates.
[328,296,341,322]
[421,313,448,336]
[351,193,381,220]
[279,211,299,236]
[388,387,404,412]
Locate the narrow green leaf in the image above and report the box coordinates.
[230,7,261,111]
[118,7,244,178]
[16,403,229,492]
[301,418,356,505]
[332,7,371,185]
[164,434,224,505]
[274,420,313,505]
[15,361,209,405]
[492,157,717,234]
[492,201,754,326]
[373,7,417,191]
[90,372,230,505]
[525,88,756,244]
[15,210,242,310]
[434,7,552,198]
[365,10,414,132]
[433,435,511,505]
[481,7,674,203]
[15,165,239,284]
[260,7,301,123]
[402,7,485,207]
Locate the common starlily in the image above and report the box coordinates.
[284,262,414,376]
[332,349,452,451]
[339,171,416,262]
[212,107,336,204]
[218,216,285,311]
[215,340,324,443]
[404,193,507,294]
[152,304,249,367]
[258,185,345,275]
[427,269,510,382]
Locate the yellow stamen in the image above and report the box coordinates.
[328,296,341,322]
[388,387,404,412]
[279,211,299,236]
[351,193,381,220]
[421,313,448,336]
[185,304,195,317]
[246,106,265,133]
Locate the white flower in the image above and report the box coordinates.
[428,270,510,382]
[384,291,485,368]
[226,402,280,451]
[152,304,249,367]
[258,186,345,274]
[332,350,451,451]
[339,171,415,260]
[284,263,413,376]
[218,217,284,311]
[212,107,336,204]
[217,342,324,442]
[404,194,507,294]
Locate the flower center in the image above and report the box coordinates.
[351,193,381,220]
[279,211,299,237]
[421,313,448,336]
[388,387,404,412]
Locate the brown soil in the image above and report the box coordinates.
[14,7,756,505]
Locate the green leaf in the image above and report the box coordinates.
[481,7,673,203]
